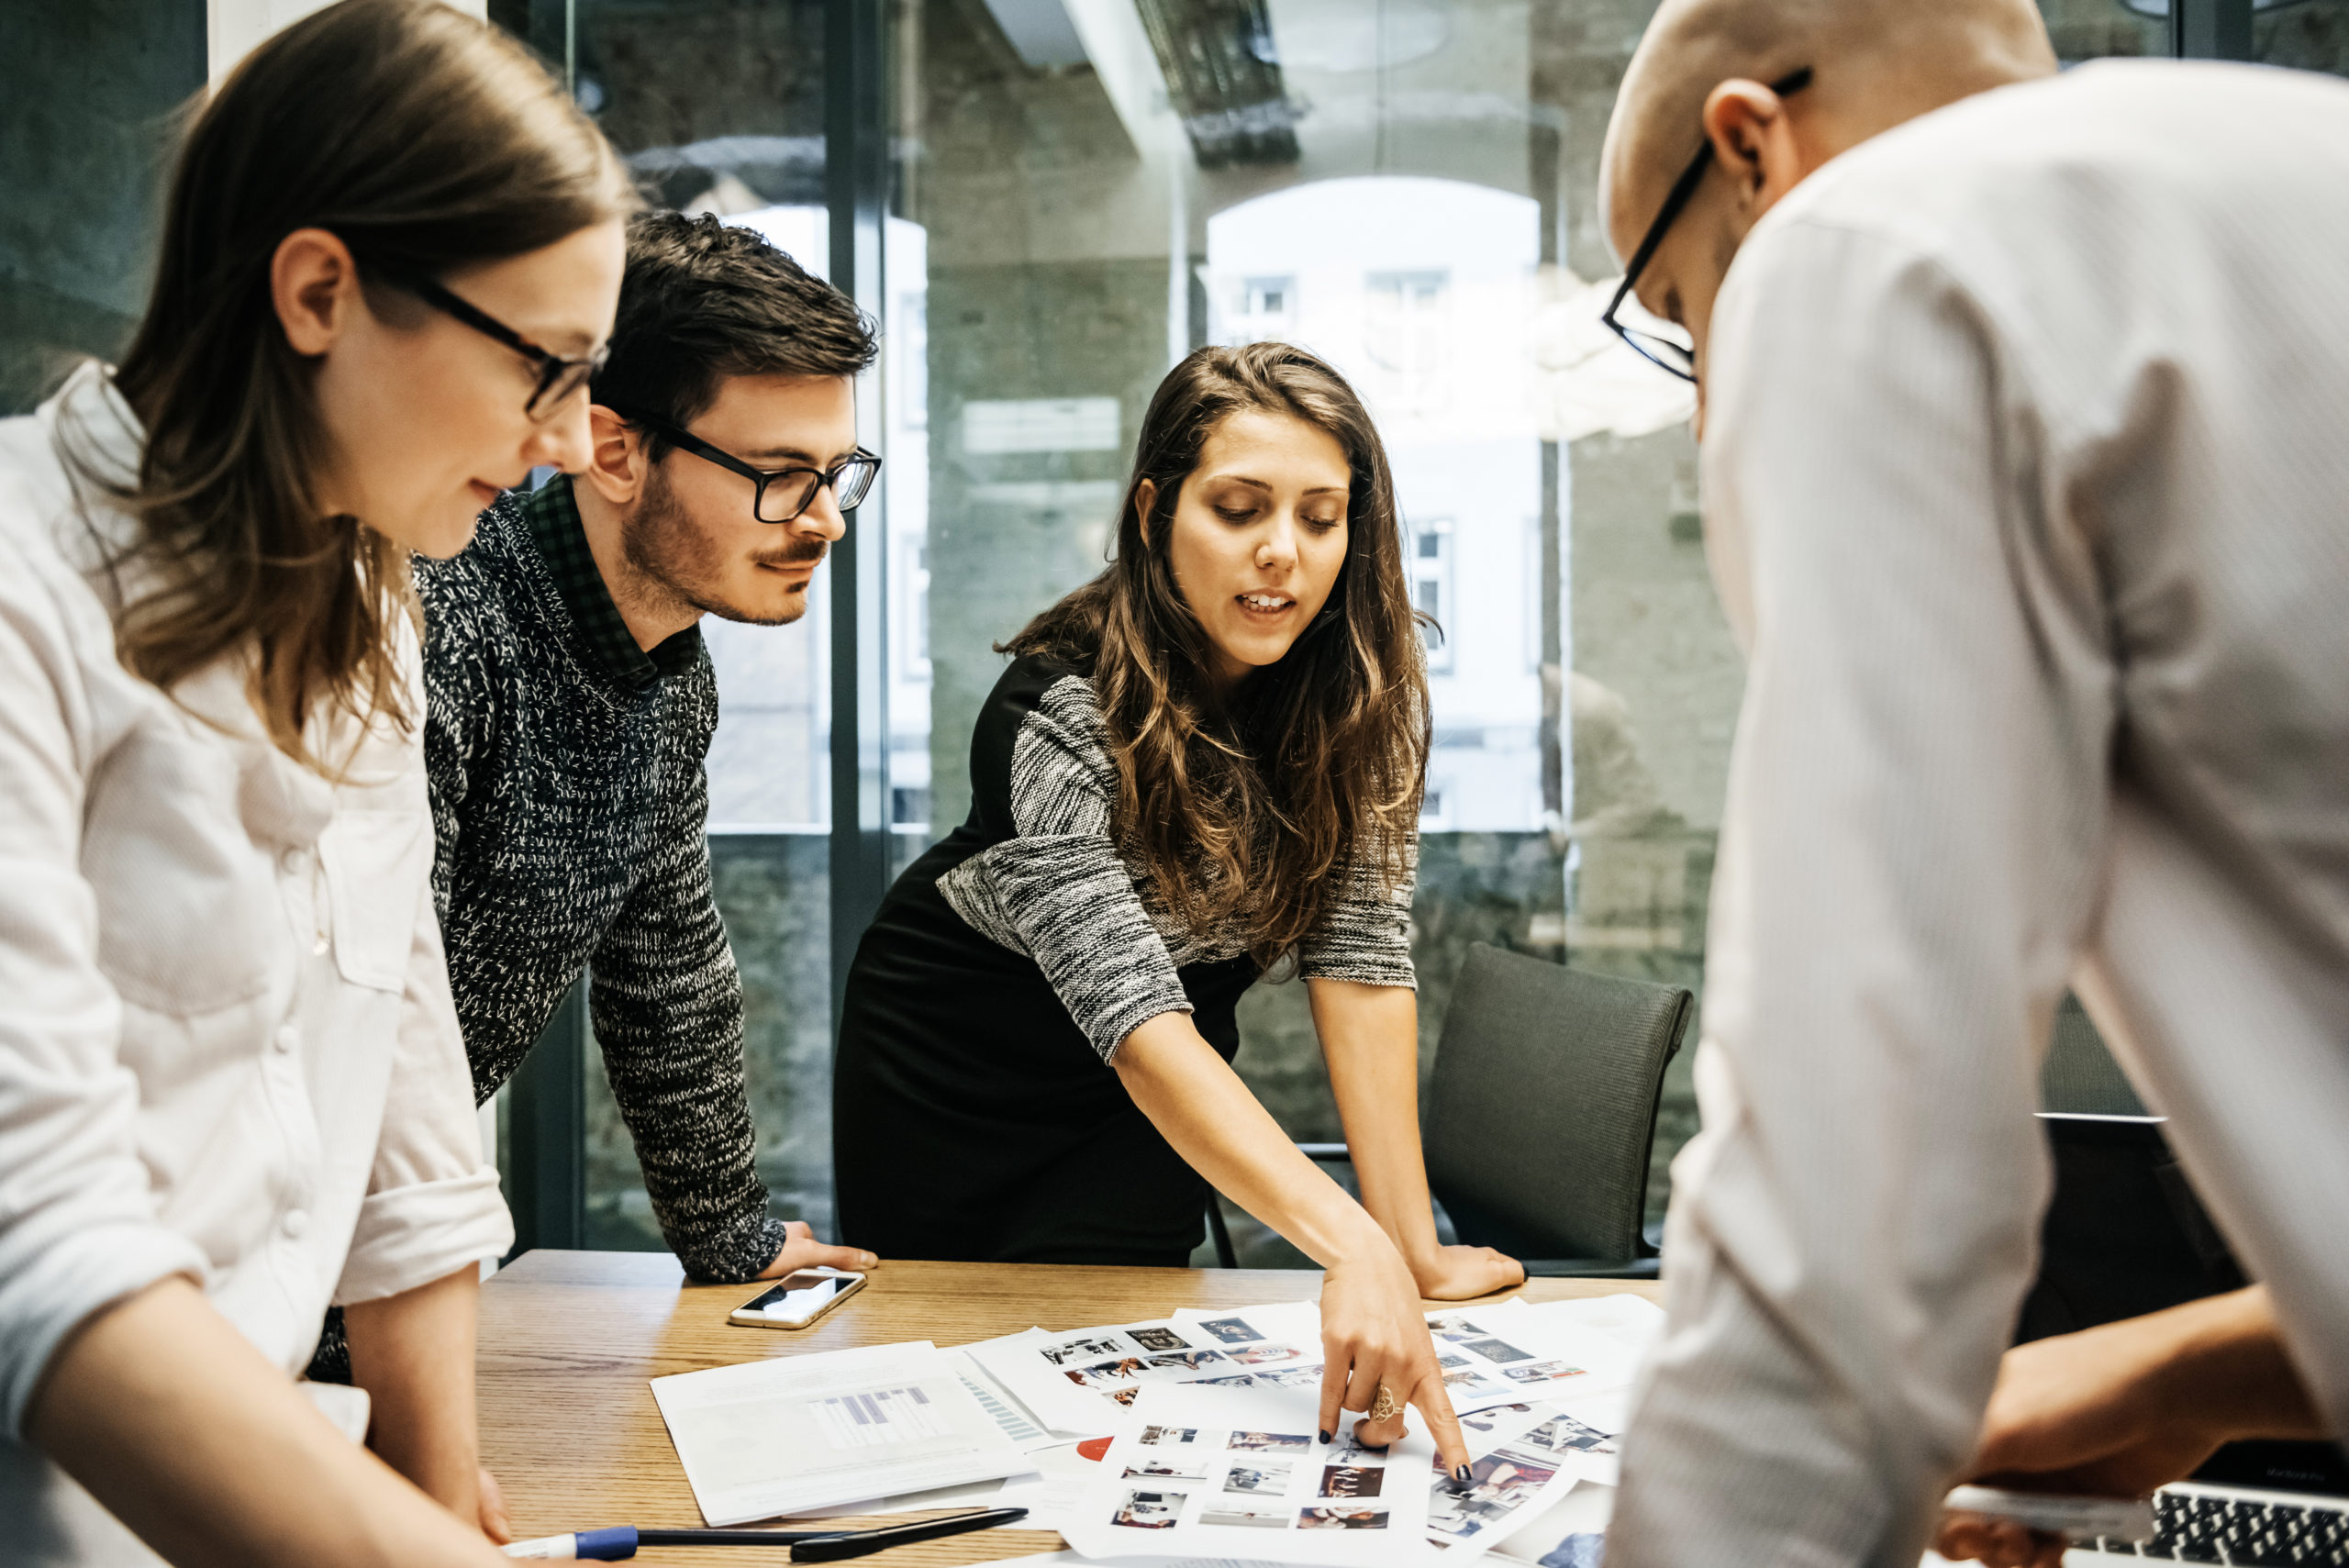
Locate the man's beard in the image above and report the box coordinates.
[620,462,827,628]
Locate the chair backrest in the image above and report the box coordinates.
[2041,993,2147,1117]
[1423,943,1692,1262]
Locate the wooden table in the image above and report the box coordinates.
[479,1251,1663,1567]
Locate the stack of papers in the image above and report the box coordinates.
[649,1341,1036,1526]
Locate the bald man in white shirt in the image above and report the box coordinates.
[1593,3,2349,1564]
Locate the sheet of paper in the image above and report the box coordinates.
[1420,1307,1634,1417]
[780,1430,1097,1527]
[972,1306,1324,1436]
[1061,1381,1440,1565]
[1486,1482,1615,1568]
[947,1343,1067,1452]
[985,1552,1289,1568]
[1166,1300,1631,1420]
[1425,1409,1589,1560]
[1512,1295,1666,1362]
[650,1340,1034,1526]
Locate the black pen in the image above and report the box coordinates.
[502,1505,1031,1560]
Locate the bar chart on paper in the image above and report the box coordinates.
[815,1386,953,1449]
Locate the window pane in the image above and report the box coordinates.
[892,0,1735,1262]
[2038,0,2171,61]
[2255,0,2349,72]
[513,0,846,1248]
[0,2,203,415]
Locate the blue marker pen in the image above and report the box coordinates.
[503,1526,640,1559]
[499,1506,1028,1561]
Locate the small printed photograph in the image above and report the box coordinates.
[1222,1462,1295,1496]
[1442,1368,1499,1392]
[1145,1350,1226,1374]
[1125,1457,1208,1481]
[1253,1363,1325,1391]
[1512,1414,1618,1456]
[1111,1489,1187,1529]
[1128,1325,1192,1353]
[1194,1373,1257,1388]
[1319,1464,1385,1499]
[1425,1450,1560,1540]
[1063,1357,1147,1388]
[1139,1425,1202,1447]
[1501,1360,1585,1385]
[1459,1404,1532,1434]
[1298,1507,1390,1531]
[1461,1337,1534,1364]
[1197,1317,1265,1345]
[1426,1315,1484,1343]
[1329,1431,1389,1462]
[1437,1352,1472,1370]
[1108,1386,1140,1406]
[1228,1430,1314,1453]
[1228,1343,1303,1366]
[1041,1336,1126,1366]
[1198,1508,1291,1529]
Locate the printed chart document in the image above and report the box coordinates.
[1062,1381,1440,1566]
[650,1340,1032,1526]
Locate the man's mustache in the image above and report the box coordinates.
[751,539,830,570]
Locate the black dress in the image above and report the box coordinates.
[833,655,1417,1265]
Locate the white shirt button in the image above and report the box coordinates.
[273,1026,297,1055]
[311,932,329,957]
[278,847,304,875]
[282,1208,309,1240]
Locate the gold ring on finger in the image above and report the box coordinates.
[1368,1384,1402,1422]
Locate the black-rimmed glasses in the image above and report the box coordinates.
[1601,66,1814,384]
[402,273,609,420]
[619,410,882,524]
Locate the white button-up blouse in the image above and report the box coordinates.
[0,366,512,1559]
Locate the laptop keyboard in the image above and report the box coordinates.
[2087,1487,2349,1563]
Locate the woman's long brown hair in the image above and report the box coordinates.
[1008,343,1430,970]
[78,0,632,766]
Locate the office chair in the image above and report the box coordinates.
[2042,994,2147,1117]
[1208,943,1691,1276]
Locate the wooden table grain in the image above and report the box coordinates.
[478,1251,1662,1568]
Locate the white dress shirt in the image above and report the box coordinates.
[0,366,512,1563]
[1608,61,2349,1568]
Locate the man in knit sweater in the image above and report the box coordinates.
[424,210,882,1282]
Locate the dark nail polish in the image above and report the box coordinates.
[1453,1463,1474,1484]
[1319,1430,1333,1445]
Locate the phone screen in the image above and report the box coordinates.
[740,1272,855,1319]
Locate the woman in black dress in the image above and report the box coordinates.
[835,343,1520,1466]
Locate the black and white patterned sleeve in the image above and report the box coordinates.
[1297,829,1418,987]
[937,676,1192,1060]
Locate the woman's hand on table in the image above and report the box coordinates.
[758,1220,879,1279]
[1410,1244,1524,1302]
[1316,1240,1473,1481]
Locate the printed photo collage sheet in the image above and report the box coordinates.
[973,1298,1642,1563]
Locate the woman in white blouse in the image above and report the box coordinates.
[0,4,632,1564]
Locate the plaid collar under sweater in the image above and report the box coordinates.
[520,473,702,695]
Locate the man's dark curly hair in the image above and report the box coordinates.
[592,209,877,459]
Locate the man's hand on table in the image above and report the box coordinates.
[1935,1287,2327,1567]
[758,1220,880,1279]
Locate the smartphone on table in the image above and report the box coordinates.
[729,1267,868,1329]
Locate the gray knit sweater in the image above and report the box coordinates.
[417,476,788,1282]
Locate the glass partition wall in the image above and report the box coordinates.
[475,0,2283,1260]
